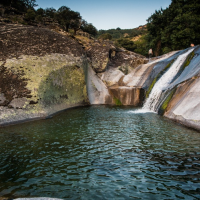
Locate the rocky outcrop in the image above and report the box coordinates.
[0,24,88,125]
[87,66,113,104]
[162,46,200,130]
[86,42,148,73]
[164,78,200,130]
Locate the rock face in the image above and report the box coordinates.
[162,46,200,130]
[86,40,147,73]
[0,24,88,125]
[87,66,113,104]
[84,39,148,106]
[109,86,145,106]
[1,23,200,131]
[164,78,200,130]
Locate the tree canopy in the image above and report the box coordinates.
[147,0,200,56]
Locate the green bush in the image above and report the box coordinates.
[116,38,136,51]
[24,9,36,21]
[98,33,112,40]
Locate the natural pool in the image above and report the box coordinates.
[0,106,200,200]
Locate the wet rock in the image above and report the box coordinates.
[109,86,145,106]
[87,66,113,104]
[164,77,200,130]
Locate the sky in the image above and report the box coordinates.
[35,0,172,30]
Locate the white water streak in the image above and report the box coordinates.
[132,49,194,114]
[143,49,194,112]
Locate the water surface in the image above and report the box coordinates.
[0,106,200,199]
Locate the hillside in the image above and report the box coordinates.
[97,25,148,56]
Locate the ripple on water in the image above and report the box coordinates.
[0,106,200,199]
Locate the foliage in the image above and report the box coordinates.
[55,6,81,35]
[1,0,27,12]
[98,26,147,40]
[158,88,177,115]
[115,38,136,51]
[134,34,149,56]
[98,33,112,40]
[24,9,36,21]
[1,0,98,37]
[23,0,37,9]
[113,97,122,105]
[81,20,98,36]
[147,0,200,56]
[44,7,56,18]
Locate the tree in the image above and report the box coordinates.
[146,0,200,56]
[24,8,36,21]
[81,20,98,36]
[45,7,56,18]
[22,0,37,9]
[55,6,72,32]
[1,0,27,12]
[69,11,81,35]
[56,6,82,35]
[36,8,45,17]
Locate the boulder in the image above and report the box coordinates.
[164,77,200,130]
[100,68,124,87]
[0,24,88,125]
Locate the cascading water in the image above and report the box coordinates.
[142,48,194,113]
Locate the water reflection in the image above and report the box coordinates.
[0,106,200,199]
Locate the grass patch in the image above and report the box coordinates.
[113,97,122,105]
[158,87,176,115]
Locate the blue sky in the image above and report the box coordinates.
[35,0,172,30]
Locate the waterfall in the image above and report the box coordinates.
[142,48,194,113]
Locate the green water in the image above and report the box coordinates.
[0,106,200,199]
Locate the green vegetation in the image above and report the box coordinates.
[158,88,177,115]
[1,0,200,56]
[183,51,195,69]
[99,33,112,40]
[97,26,148,56]
[97,0,200,57]
[81,20,98,37]
[134,34,149,57]
[0,0,97,36]
[147,0,200,56]
[115,38,136,51]
[113,97,122,105]
[98,26,147,40]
